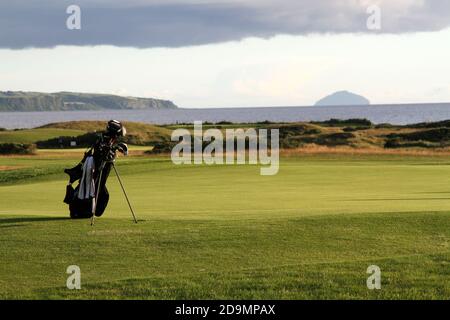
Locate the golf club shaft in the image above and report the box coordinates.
[112,163,138,223]
[91,161,104,226]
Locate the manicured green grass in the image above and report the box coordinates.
[0,128,85,144]
[0,154,449,299]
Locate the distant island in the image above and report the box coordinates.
[315,91,370,106]
[0,91,178,112]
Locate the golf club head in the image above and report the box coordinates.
[116,142,129,156]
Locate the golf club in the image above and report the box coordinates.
[91,161,105,226]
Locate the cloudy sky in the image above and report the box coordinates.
[1,0,450,107]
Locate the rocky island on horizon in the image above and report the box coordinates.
[315,90,370,107]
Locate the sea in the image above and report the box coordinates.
[1,103,450,129]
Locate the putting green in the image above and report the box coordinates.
[0,155,449,299]
[2,156,450,219]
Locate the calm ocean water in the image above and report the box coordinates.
[1,103,450,129]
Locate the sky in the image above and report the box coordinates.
[1,0,450,108]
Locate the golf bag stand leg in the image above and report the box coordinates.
[112,162,138,223]
[91,161,105,226]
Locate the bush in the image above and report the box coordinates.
[280,138,303,149]
[384,138,401,148]
[407,120,450,129]
[216,121,233,125]
[343,126,371,132]
[279,125,321,139]
[384,139,439,149]
[36,132,99,149]
[123,134,147,146]
[0,127,6,131]
[256,120,274,125]
[146,141,177,154]
[314,118,372,127]
[375,123,397,129]
[387,128,450,143]
[315,132,355,146]
[0,143,36,155]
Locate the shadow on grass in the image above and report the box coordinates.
[341,197,450,202]
[414,191,450,194]
[0,217,70,225]
[0,224,26,229]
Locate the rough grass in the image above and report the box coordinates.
[0,128,85,144]
[40,121,172,145]
[4,120,450,151]
[0,165,24,171]
[0,154,449,299]
[280,144,450,156]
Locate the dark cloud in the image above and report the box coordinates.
[0,0,449,49]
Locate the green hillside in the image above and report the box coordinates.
[5,118,450,152]
[0,91,178,111]
[39,121,172,145]
[0,128,86,144]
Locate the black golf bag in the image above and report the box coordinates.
[64,120,127,219]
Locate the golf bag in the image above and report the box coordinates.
[63,120,126,219]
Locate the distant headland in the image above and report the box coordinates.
[0,91,178,112]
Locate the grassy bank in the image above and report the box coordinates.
[5,119,450,152]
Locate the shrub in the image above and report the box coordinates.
[343,126,371,132]
[36,132,99,148]
[384,139,439,149]
[0,143,36,155]
[146,141,177,154]
[375,123,397,129]
[280,138,303,149]
[314,118,372,127]
[407,120,450,129]
[315,132,355,146]
[256,120,274,125]
[387,128,450,143]
[123,134,147,146]
[216,121,233,125]
[384,138,401,148]
[279,125,321,139]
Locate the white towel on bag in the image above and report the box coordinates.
[78,156,95,199]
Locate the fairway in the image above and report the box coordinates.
[0,154,449,299]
